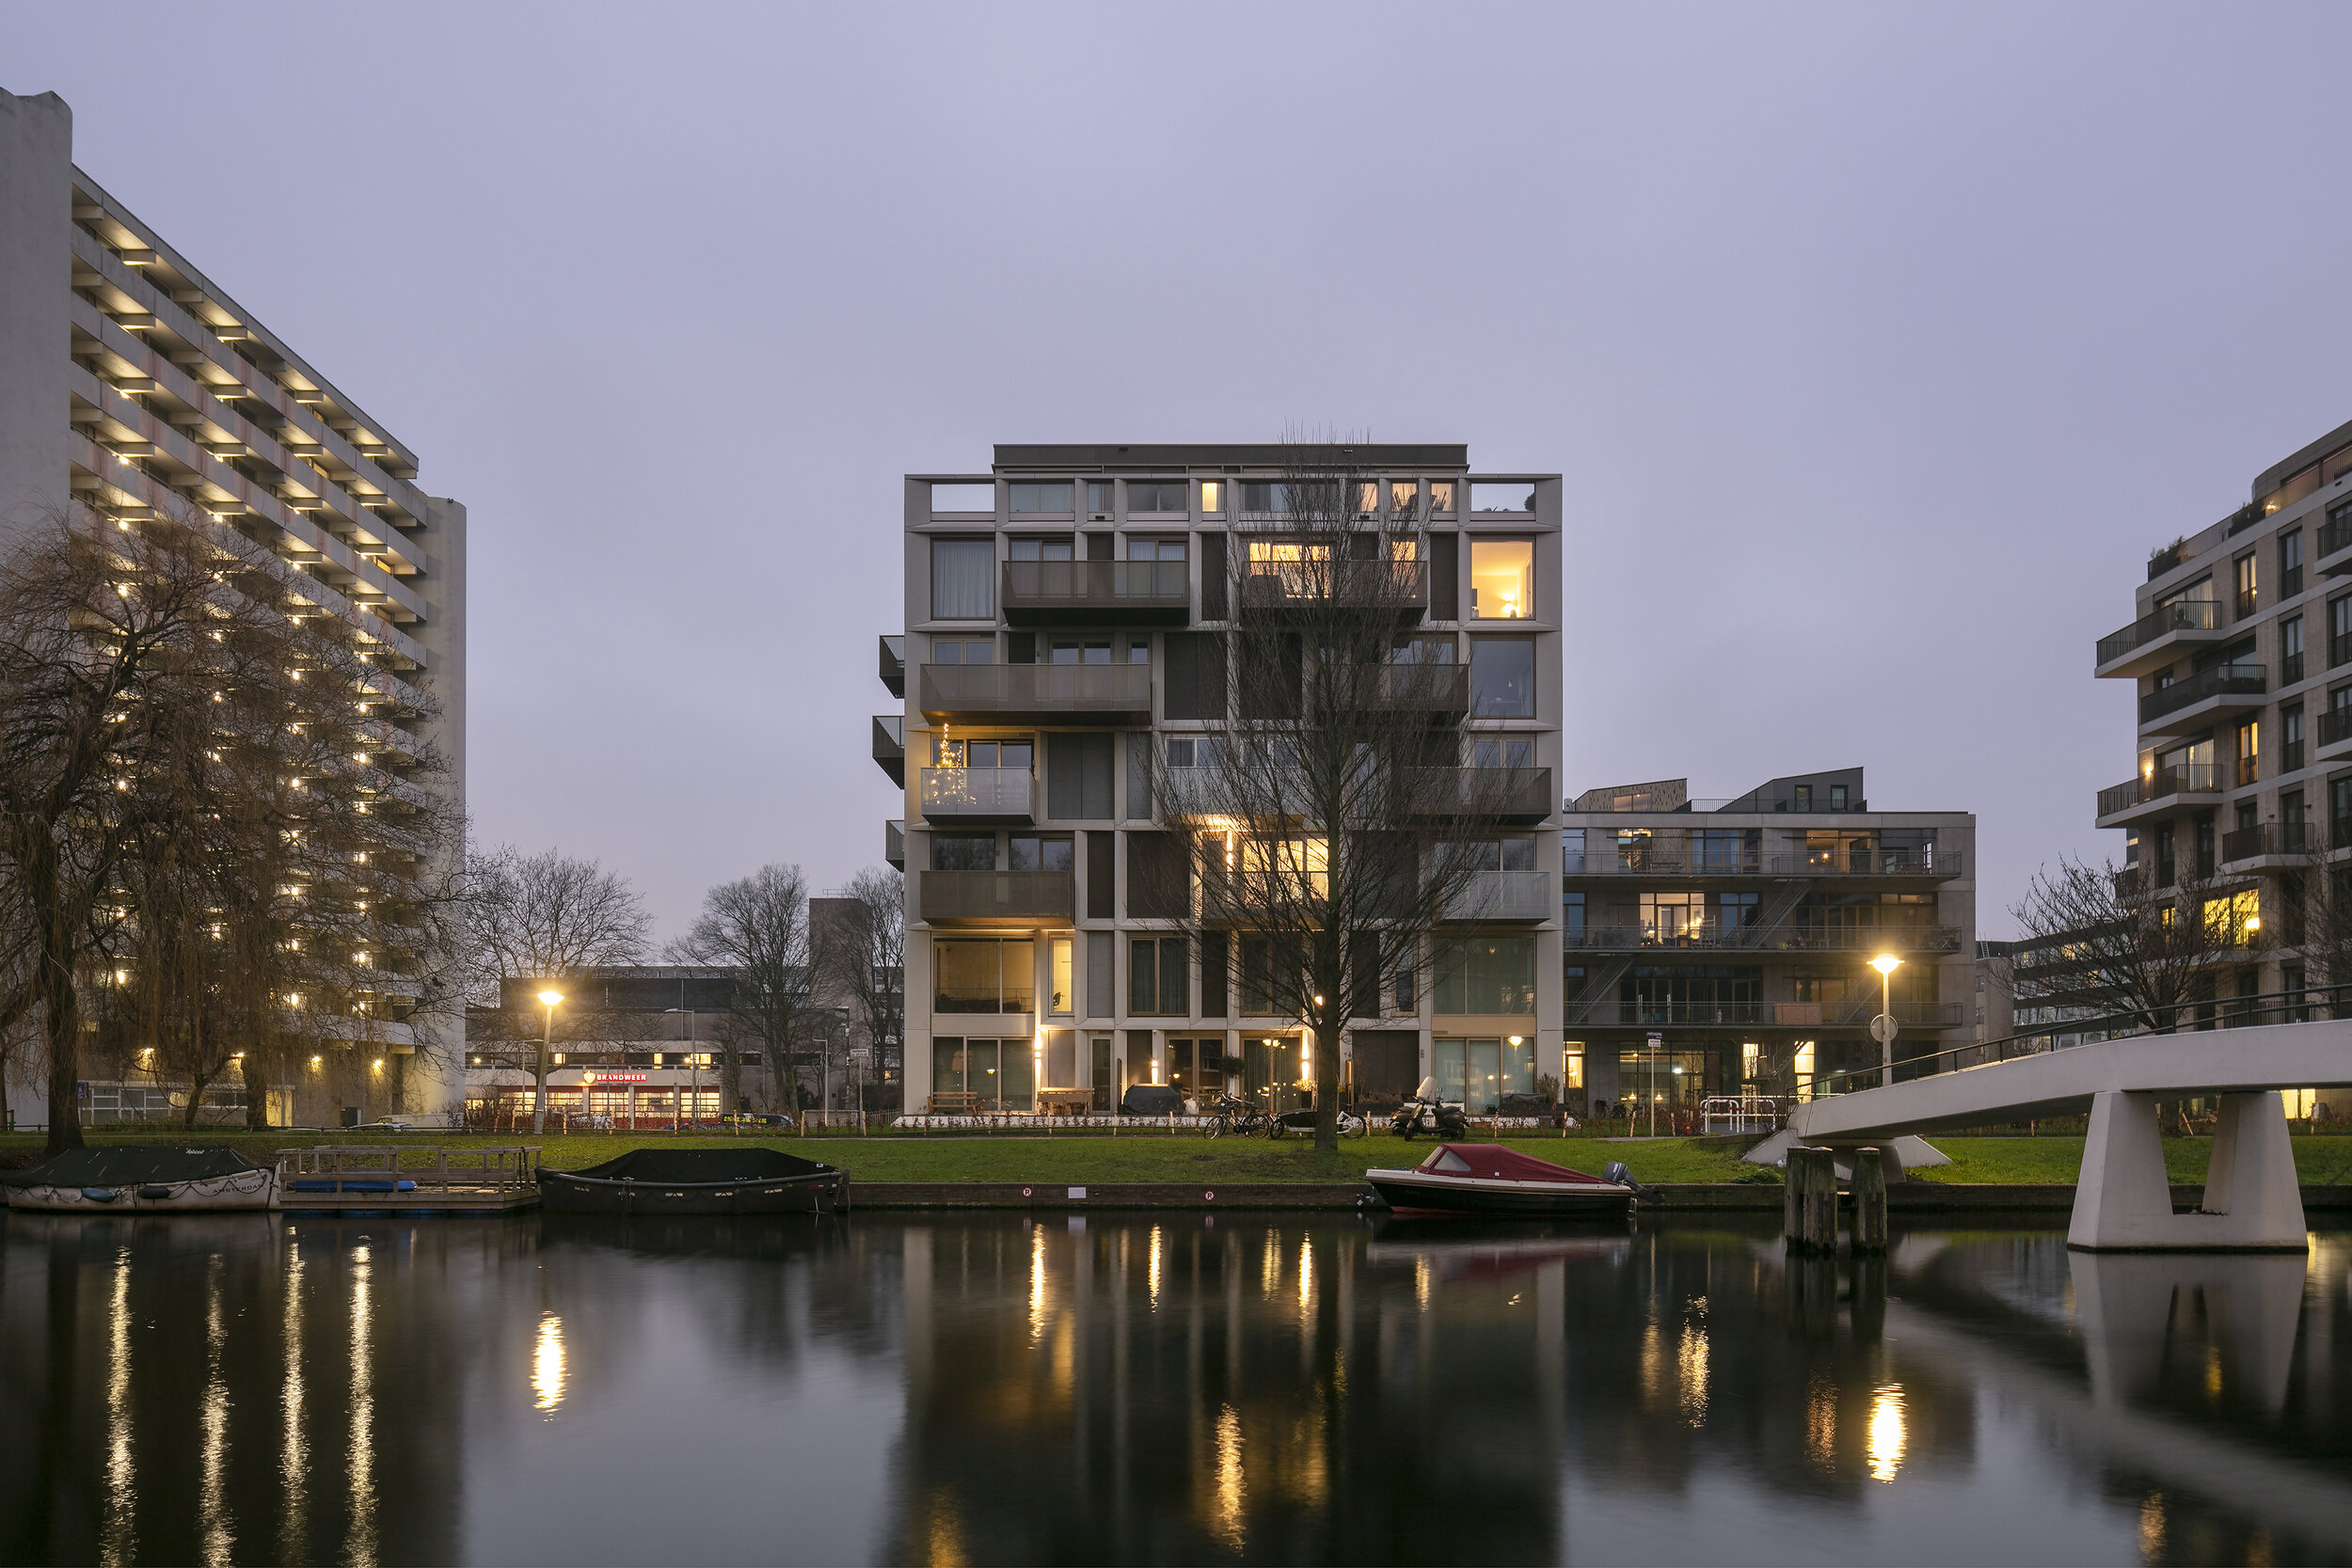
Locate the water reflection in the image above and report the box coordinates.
[0,1211,2349,1564]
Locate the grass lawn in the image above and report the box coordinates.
[9,1128,2352,1186]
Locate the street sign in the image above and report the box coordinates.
[1645,1032,1661,1050]
[1870,1014,1899,1046]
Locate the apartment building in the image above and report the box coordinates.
[0,90,467,1123]
[1561,768,1977,1113]
[2091,418,2352,1004]
[875,445,1563,1115]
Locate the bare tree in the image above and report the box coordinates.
[2009,856,2259,1034]
[815,866,905,1110]
[1135,441,1548,1151]
[669,863,818,1116]
[465,845,652,1127]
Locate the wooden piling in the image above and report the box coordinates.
[1851,1147,1888,1254]
[1786,1147,1838,1252]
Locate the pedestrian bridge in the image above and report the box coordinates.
[1785,1001,2352,1251]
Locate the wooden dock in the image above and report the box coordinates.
[274,1145,543,1215]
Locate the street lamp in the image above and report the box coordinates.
[1869,955,1902,1081]
[534,988,564,1134]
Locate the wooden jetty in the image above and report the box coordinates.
[275,1145,543,1215]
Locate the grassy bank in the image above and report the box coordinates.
[9,1129,2352,1186]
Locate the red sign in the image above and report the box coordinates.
[580,1071,649,1084]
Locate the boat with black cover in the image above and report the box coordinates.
[1363,1143,1636,1219]
[537,1147,847,1215]
[1,1147,278,1212]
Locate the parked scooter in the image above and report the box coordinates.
[1390,1077,1470,1141]
[1268,1103,1366,1138]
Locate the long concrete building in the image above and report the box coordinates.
[876,445,1563,1116]
[0,88,467,1126]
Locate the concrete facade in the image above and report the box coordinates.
[0,87,467,1123]
[1561,768,1977,1114]
[879,447,1564,1115]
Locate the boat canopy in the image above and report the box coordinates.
[1,1147,269,1188]
[565,1148,836,1184]
[1415,1144,1618,1184]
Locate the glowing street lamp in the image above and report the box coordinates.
[1869,956,1902,1078]
[534,988,564,1134]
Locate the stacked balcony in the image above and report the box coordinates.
[918,662,1152,726]
[2093,598,2225,678]
[1442,870,1553,923]
[2093,763,2222,829]
[1000,561,1190,626]
[917,766,1034,826]
[918,869,1075,927]
[2137,661,2265,737]
[1238,559,1427,621]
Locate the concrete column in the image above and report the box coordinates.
[2070,1088,2308,1250]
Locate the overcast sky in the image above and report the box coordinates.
[12,3,2351,941]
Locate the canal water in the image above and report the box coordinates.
[2,1212,2348,1567]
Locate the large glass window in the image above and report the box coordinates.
[1433,937,1536,1014]
[1131,936,1188,1016]
[930,834,996,870]
[1468,539,1534,619]
[930,538,995,620]
[1009,833,1073,871]
[1469,638,1535,717]
[1432,1037,1536,1113]
[1009,537,1073,562]
[1127,536,1187,561]
[1128,481,1188,513]
[1050,938,1073,1015]
[1009,482,1073,514]
[1239,482,1290,515]
[932,939,1036,1013]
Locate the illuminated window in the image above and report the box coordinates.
[1469,539,1534,619]
[1200,480,1224,515]
[1050,937,1073,1015]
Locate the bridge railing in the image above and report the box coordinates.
[1802,985,2352,1101]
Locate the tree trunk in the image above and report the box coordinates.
[1313,1006,1342,1153]
[182,1069,210,1130]
[33,849,84,1155]
[241,1051,271,1130]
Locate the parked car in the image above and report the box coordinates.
[714,1113,762,1128]
[358,1119,415,1133]
[757,1113,795,1129]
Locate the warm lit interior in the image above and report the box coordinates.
[1468,539,1534,618]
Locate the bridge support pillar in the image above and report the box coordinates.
[2069,1090,2306,1251]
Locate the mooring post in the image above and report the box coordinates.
[1851,1146,1888,1254]
[1783,1144,1805,1241]
[1786,1147,1837,1252]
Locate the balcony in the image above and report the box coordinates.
[884,819,905,870]
[2320,706,2352,763]
[2137,662,2265,736]
[918,662,1152,726]
[1001,561,1190,626]
[2093,764,2223,829]
[2220,821,2316,866]
[1238,559,1427,621]
[1565,924,1963,954]
[1358,663,1470,719]
[872,715,904,786]
[1443,870,1553,922]
[2094,599,2223,678]
[918,766,1034,825]
[1403,767,1554,824]
[918,869,1075,927]
[1769,1000,1963,1029]
[2321,513,2352,573]
[879,635,905,697]
[1560,849,1960,879]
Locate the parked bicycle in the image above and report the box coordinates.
[1204,1096,1271,1139]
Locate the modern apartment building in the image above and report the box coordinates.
[875,445,1563,1115]
[2090,418,2352,1035]
[1561,768,1976,1113]
[0,90,467,1123]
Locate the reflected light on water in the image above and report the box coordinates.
[103,1248,135,1568]
[280,1250,307,1564]
[1212,1404,1246,1553]
[1148,1225,1162,1311]
[532,1312,567,1413]
[348,1243,377,1568]
[1028,1226,1048,1342]
[1867,1386,1907,1482]
[1414,1257,1431,1312]
[2139,1493,2168,1560]
[1262,1230,1281,1299]
[1805,1378,1836,1471]
[1678,1311,1709,1428]
[200,1256,233,1567]
[1297,1237,1313,1317]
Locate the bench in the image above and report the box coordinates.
[927,1091,983,1116]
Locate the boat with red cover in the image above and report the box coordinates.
[1364,1143,1637,1218]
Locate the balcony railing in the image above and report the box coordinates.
[879,635,905,697]
[872,715,905,787]
[2095,598,2218,666]
[2321,707,2352,750]
[1238,559,1428,616]
[1357,663,1470,715]
[1443,870,1552,921]
[1561,849,1959,879]
[1565,924,1963,954]
[2138,662,2265,723]
[2220,821,2315,863]
[918,767,1034,821]
[2321,513,2352,560]
[884,819,905,869]
[1403,767,1554,822]
[1572,998,1963,1029]
[2094,764,2223,817]
[1767,1000,1963,1028]
[918,662,1152,725]
[1001,560,1191,624]
[918,869,1075,925]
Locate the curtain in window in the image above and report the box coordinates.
[931,538,995,620]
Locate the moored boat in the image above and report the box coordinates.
[1,1147,279,1212]
[537,1147,847,1215]
[1364,1143,1635,1218]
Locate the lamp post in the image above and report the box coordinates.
[666,997,699,1136]
[1870,954,1902,1082]
[534,989,564,1134]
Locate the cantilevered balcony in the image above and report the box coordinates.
[1239,559,1427,621]
[2093,599,2224,679]
[918,766,1034,825]
[880,635,905,697]
[1560,848,1959,879]
[884,819,905,870]
[872,715,904,786]
[1565,924,1963,955]
[918,662,1152,726]
[2220,820,2317,868]
[1357,663,1470,719]
[2137,662,2265,737]
[2093,763,2222,829]
[2319,706,2352,764]
[918,869,1075,927]
[1402,767,1554,824]
[1001,561,1190,626]
[1443,870,1553,922]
